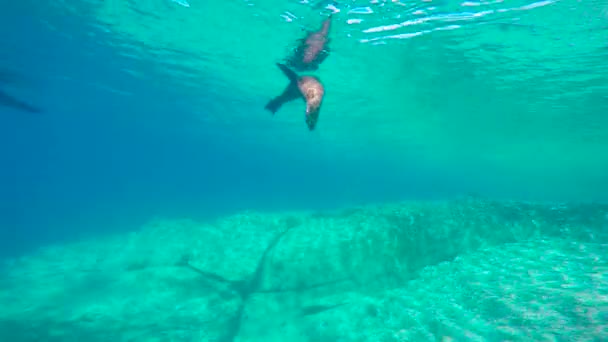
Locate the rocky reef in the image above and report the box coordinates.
[1,198,607,341]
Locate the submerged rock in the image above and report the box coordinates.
[0,198,606,341]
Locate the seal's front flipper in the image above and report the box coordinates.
[265,64,301,115]
[284,42,306,69]
[265,82,300,115]
[308,49,329,70]
[276,63,298,84]
[265,97,282,115]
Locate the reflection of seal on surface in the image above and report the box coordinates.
[264,63,325,131]
[285,15,332,72]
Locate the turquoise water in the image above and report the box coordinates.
[1,0,607,340]
[91,0,605,200]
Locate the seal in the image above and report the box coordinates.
[0,90,41,113]
[0,70,41,114]
[264,63,325,131]
[285,15,332,72]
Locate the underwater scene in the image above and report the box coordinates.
[1,0,607,341]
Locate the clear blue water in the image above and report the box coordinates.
[0,1,607,340]
[1,0,607,256]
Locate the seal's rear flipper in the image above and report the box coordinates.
[276,63,298,84]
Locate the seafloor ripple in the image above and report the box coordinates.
[298,239,607,341]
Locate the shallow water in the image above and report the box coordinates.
[81,0,608,168]
[0,0,607,340]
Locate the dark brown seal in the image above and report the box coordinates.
[285,15,332,72]
[264,63,325,131]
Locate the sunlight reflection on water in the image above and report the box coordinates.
[359,0,556,43]
[170,0,190,7]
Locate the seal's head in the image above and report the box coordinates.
[304,88,322,130]
[299,76,324,130]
